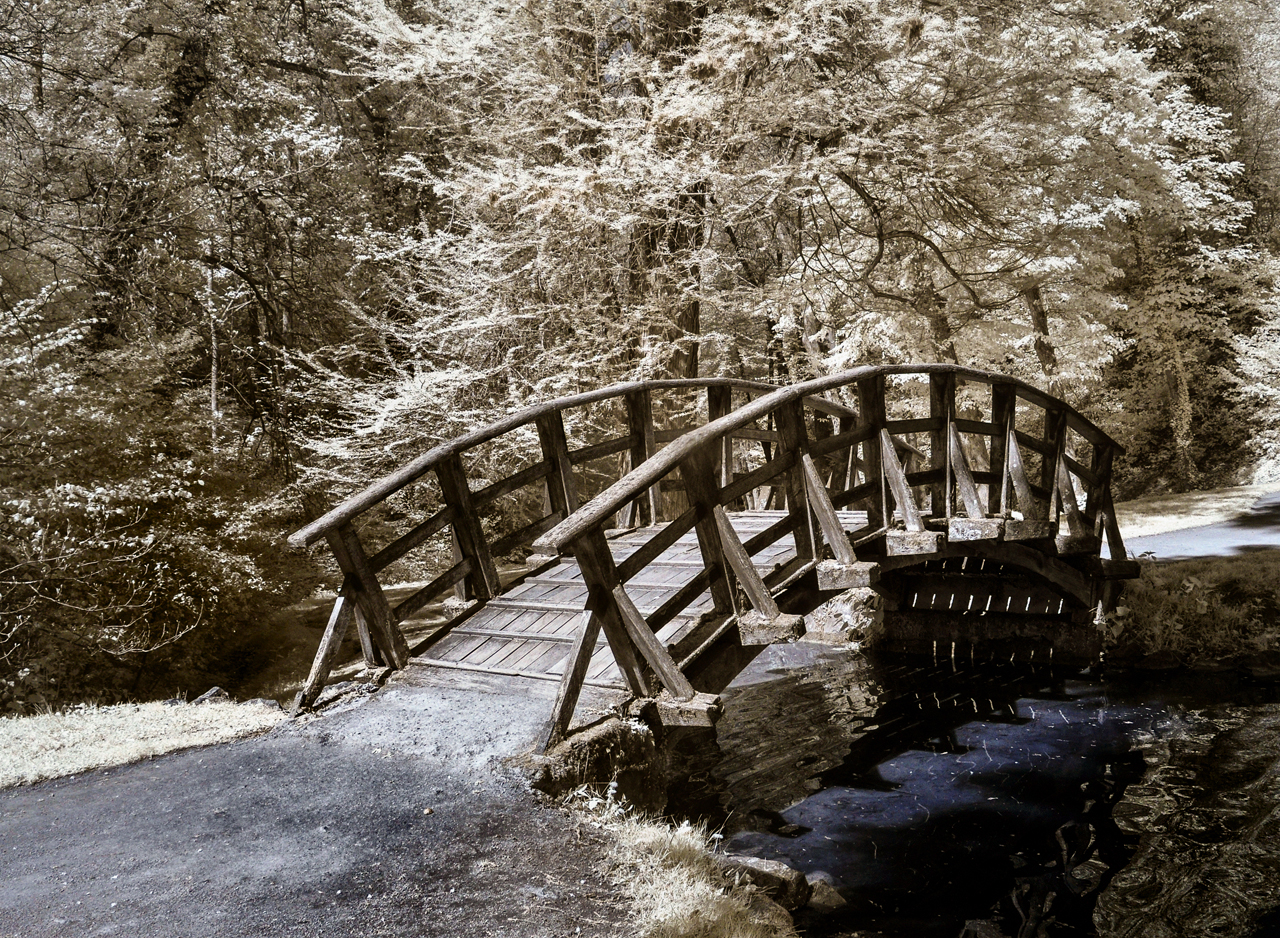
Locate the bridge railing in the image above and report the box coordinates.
[286,376,844,711]
[529,364,1135,748]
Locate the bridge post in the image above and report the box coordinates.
[929,372,956,518]
[857,375,887,529]
[329,522,409,669]
[706,384,734,491]
[623,389,661,526]
[774,398,817,563]
[535,410,581,520]
[435,455,501,602]
[989,382,1015,516]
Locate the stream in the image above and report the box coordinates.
[674,643,1280,938]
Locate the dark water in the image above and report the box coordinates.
[674,644,1280,938]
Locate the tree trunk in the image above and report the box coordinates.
[1021,284,1061,386]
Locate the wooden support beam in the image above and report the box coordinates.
[801,452,858,565]
[353,604,380,667]
[571,529,654,698]
[881,428,925,532]
[948,421,985,519]
[858,375,887,528]
[331,522,409,669]
[707,385,734,490]
[989,383,1015,516]
[435,455,502,602]
[536,410,581,518]
[292,592,356,714]
[929,372,955,518]
[679,447,737,616]
[612,585,696,700]
[540,609,603,752]
[624,389,661,526]
[712,504,781,618]
[1005,422,1037,522]
[774,398,816,562]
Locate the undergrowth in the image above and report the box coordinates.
[1103,552,1280,659]
[569,783,798,938]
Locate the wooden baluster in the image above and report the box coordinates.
[292,590,356,714]
[679,446,738,616]
[1085,443,1114,535]
[801,453,857,565]
[1041,406,1068,523]
[989,383,1015,516]
[929,372,956,519]
[540,609,603,752]
[858,375,887,529]
[536,410,580,519]
[837,414,858,493]
[328,521,409,669]
[624,388,661,526]
[707,385,734,491]
[948,422,985,519]
[880,428,925,532]
[571,528,654,697]
[435,454,501,601]
[773,398,816,563]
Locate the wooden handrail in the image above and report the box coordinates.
[288,377,845,548]
[532,364,1122,555]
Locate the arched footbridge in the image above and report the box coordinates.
[287,365,1138,750]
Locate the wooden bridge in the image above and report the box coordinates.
[287,365,1138,751]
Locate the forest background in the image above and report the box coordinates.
[4,0,1280,712]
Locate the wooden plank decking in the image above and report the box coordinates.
[412,510,868,688]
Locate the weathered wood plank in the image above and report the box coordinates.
[624,388,661,527]
[930,372,955,518]
[569,434,637,466]
[881,428,925,532]
[616,505,699,583]
[292,593,356,714]
[435,454,502,602]
[536,410,581,517]
[801,453,858,565]
[368,505,456,573]
[612,585,696,699]
[470,460,555,508]
[948,422,985,519]
[713,505,780,617]
[333,522,410,668]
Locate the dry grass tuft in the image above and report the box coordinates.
[0,700,285,789]
[572,786,798,938]
[1105,553,1280,658]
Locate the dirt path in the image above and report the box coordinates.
[0,671,633,938]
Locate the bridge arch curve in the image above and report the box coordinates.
[288,365,1136,745]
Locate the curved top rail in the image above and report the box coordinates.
[533,363,1120,554]
[289,376,849,548]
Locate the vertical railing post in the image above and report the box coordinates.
[435,454,501,601]
[327,522,409,669]
[929,371,956,519]
[989,383,1015,516]
[857,375,888,529]
[623,389,661,526]
[1041,406,1068,523]
[773,397,816,563]
[679,445,738,616]
[706,384,734,490]
[536,410,581,520]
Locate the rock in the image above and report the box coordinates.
[243,698,283,711]
[717,854,812,910]
[160,698,184,707]
[745,892,796,932]
[806,880,848,913]
[804,587,883,645]
[193,687,230,704]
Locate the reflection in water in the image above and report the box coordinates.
[689,645,1196,937]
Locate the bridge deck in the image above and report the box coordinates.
[413,510,866,688]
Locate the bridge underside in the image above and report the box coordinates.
[409,509,1125,697]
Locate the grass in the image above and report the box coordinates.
[1103,552,1280,660]
[0,699,286,790]
[571,785,799,938]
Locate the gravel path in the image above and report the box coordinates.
[0,671,633,938]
